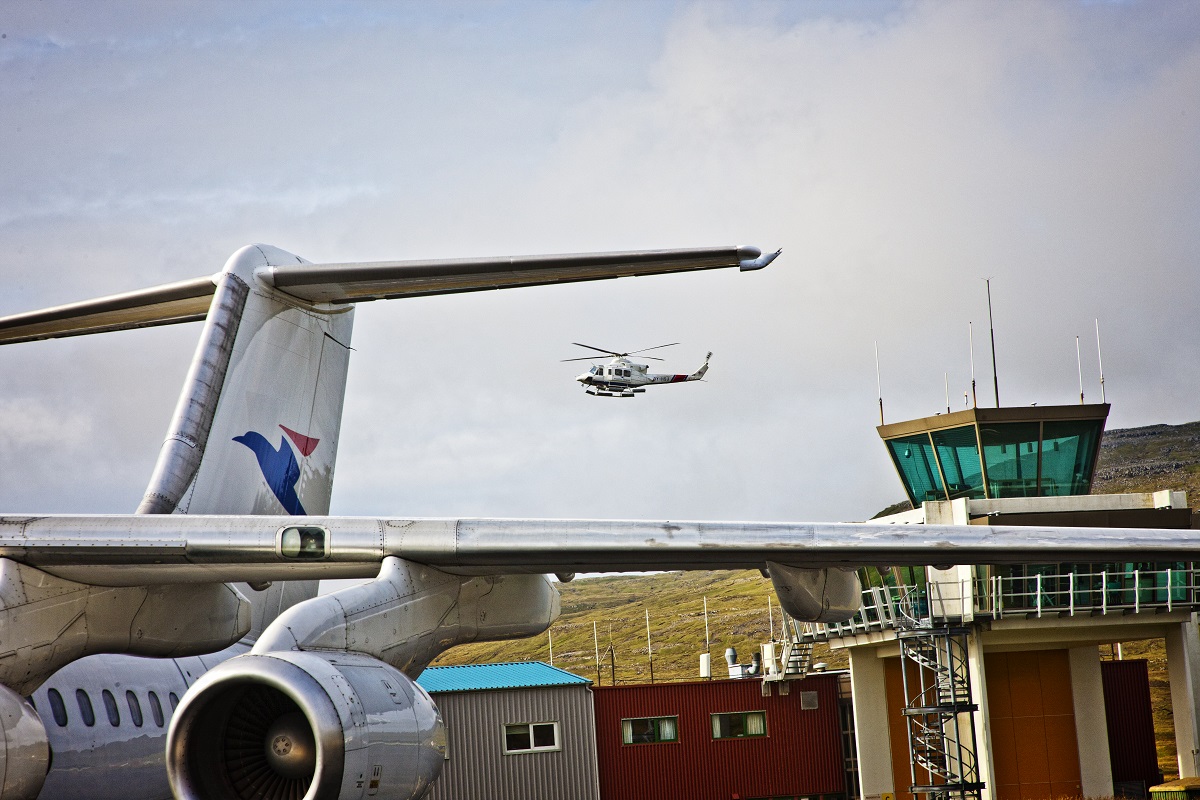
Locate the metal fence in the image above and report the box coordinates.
[801,564,1200,641]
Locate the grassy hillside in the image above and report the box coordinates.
[430,570,816,683]
[432,419,1200,776]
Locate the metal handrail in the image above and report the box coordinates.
[800,565,1200,641]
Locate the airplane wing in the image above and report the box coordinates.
[2,514,1195,586]
[0,246,779,344]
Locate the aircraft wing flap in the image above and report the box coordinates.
[262,246,769,304]
[2,515,1199,585]
[0,276,216,345]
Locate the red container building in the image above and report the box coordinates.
[592,674,849,800]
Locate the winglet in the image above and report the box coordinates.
[738,247,781,272]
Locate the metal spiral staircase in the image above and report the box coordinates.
[896,585,985,800]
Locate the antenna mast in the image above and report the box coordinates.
[1095,319,1106,404]
[1076,336,1084,405]
[969,322,977,407]
[875,340,884,425]
[986,278,1000,407]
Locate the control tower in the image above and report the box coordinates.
[785,400,1199,800]
[879,404,1109,505]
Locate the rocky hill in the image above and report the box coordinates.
[1093,420,1200,499]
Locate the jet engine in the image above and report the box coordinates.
[0,684,49,800]
[167,651,444,800]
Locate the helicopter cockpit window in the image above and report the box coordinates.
[278,526,329,559]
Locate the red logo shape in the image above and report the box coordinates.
[279,425,320,457]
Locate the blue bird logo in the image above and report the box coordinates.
[233,429,311,515]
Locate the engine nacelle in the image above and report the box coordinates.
[0,684,49,800]
[167,651,444,800]
[767,562,863,623]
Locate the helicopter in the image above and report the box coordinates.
[563,342,712,397]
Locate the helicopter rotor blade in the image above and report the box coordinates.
[627,342,680,355]
[560,355,608,362]
[571,342,622,356]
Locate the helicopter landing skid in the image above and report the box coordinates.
[586,387,636,398]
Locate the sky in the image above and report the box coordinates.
[1,1,1199,524]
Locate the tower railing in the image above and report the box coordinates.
[797,564,1200,642]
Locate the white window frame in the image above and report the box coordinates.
[502,721,560,755]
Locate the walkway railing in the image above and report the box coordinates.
[800,564,1200,642]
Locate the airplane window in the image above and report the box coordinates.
[76,689,96,727]
[169,692,180,711]
[279,526,328,559]
[127,691,144,728]
[148,692,164,727]
[47,689,67,727]
[102,689,120,727]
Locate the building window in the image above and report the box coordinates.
[621,716,679,744]
[711,711,766,739]
[503,721,559,754]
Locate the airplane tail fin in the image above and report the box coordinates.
[143,245,355,518]
[690,352,712,381]
[0,244,356,518]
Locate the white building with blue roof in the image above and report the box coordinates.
[416,662,600,800]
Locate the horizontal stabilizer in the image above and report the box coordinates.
[0,276,216,345]
[262,246,767,304]
[0,245,776,345]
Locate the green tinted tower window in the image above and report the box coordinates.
[887,433,945,505]
[931,426,986,499]
[1041,420,1103,495]
[980,422,1042,498]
